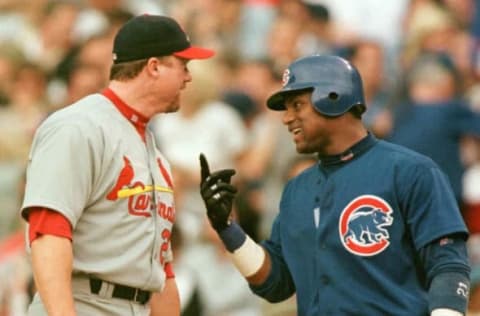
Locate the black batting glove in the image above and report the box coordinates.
[199,153,237,232]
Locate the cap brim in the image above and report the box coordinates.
[266,91,288,111]
[174,46,215,59]
[267,84,316,111]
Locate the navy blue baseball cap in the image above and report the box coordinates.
[113,14,215,64]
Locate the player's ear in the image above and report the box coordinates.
[146,57,161,76]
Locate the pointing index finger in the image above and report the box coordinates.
[199,153,210,181]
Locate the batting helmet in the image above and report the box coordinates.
[267,55,366,117]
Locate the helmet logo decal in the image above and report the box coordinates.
[339,195,393,256]
[282,68,290,87]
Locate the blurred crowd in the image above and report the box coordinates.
[1,0,480,315]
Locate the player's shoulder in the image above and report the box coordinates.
[284,161,319,188]
[38,94,115,131]
[375,139,438,170]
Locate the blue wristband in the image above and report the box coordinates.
[218,222,247,252]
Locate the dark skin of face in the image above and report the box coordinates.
[283,91,337,155]
[282,90,367,156]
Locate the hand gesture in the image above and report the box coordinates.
[199,153,237,232]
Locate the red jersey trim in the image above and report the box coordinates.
[157,158,174,189]
[164,262,175,278]
[28,207,72,245]
[102,88,149,142]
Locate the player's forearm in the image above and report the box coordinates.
[245,247,271,285]
[218,222,271,285]
[31,234,76,316]
[150,278,180,316]
[199,154,271,284]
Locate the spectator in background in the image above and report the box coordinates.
[61,62,107,108]
[401,0,459,71]
[169,0,246,59]
[402,0,476,93]
[463,161,480,234]
[315,0,409,71]
[71,32,115,87]
[236,0,279,60]
[296,2,334,56]
[221,90,258,128]
[20,1,79,74]
[0,60,47,162]
[72,0,161,44]
[387,52,480,208]
[347,40,394,138]
[0,61,48,239]
[49,10,132,107]
[463,82,480,236]
[0,48,22,107]
[266,15,303,73]
[467,235,480,315]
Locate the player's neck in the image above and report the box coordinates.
[108,81,157,119]
[324,125,368,157]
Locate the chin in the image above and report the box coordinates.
[165,103,180,113]
[295,144,315,154]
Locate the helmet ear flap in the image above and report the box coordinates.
[311,87,342,116]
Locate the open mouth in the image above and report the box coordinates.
[292,127,302,135]
[290,127,304,143]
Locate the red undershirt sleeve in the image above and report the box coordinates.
[28,207,73,245]
[28,207,175,279]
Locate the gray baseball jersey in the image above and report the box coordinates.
[22,91,175,291]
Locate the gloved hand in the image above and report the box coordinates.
[199,153,237,232]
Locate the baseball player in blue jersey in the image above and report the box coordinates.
[199,55,471,315]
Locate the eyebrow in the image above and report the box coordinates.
[285,94,307,104]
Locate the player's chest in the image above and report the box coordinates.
[98,137,175,222]
[281,172,401,258]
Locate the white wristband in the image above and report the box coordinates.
[431,308,463,316]
[228,235,265,277]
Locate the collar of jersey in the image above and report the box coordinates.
[318,132,377,166]
[102,88,149,140]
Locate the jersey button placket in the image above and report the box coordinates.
[316,170,336,313]
[146,136,161,261]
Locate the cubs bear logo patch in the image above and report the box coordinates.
[339,195,393,256]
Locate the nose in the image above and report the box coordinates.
[185,70,192,83]
[282,107,294,125]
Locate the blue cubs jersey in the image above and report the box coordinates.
[251,133,468,316]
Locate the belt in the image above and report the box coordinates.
[89,278,151,304]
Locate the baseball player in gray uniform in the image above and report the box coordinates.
[20,15,214,316]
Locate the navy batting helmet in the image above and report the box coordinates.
[267,55,366,117]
